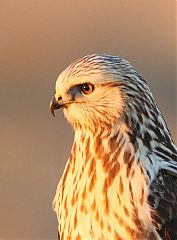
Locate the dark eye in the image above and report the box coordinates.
[79,83,94,95]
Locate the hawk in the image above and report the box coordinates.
[50,54,177,240]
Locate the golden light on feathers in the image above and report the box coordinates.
[50,54,177,240]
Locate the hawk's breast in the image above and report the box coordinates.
[53,130,161,240]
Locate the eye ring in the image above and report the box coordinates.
[79,83,94,95]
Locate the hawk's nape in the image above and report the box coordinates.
[50,54,177,240]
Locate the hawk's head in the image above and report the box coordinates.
[50,54,163,132]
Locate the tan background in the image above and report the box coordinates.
[0,0,176,238]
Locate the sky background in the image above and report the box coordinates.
[0,0,176,238]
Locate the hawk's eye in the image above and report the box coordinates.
[79,83,94,95]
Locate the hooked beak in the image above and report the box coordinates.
[50,96,64,116]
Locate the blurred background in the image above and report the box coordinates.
[0,0,176,239]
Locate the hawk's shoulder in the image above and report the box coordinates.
[149,169,177,239]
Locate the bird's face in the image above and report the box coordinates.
[50,54,157,132]
[50,56,127,130]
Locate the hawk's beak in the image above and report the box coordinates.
[50,96,63,117]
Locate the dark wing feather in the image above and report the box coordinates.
[149,169,177,239]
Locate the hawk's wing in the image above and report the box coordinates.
[149,169,177,239]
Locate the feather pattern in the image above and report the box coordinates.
[50,54,177,240]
